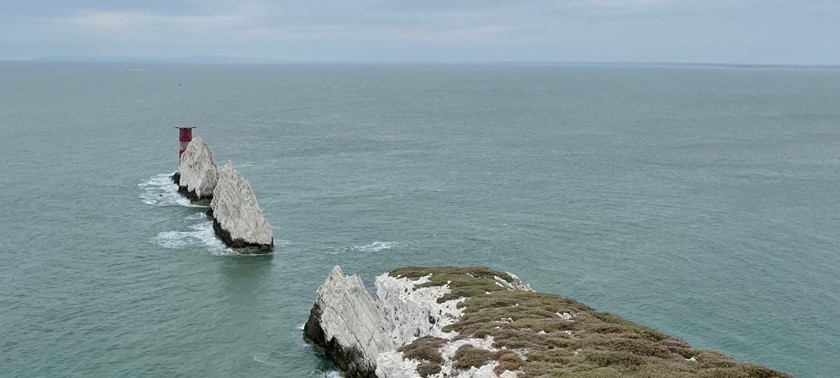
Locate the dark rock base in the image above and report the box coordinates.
[206,208,274,254]
[171,173,213,205]
[303,303,376,378]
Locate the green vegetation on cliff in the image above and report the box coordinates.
[390,267,790,378]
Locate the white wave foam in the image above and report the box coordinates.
[143,178,286,255]
[138,173,202,208]
[153,214,287,256]
[352,241,398,252]
[153,219,233,255]
[185,212,208,221]
[310,371,340,378]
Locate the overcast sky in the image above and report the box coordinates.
[1,0,838,64]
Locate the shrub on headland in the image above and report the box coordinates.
[391,267,790,378]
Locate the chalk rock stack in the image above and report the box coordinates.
[303,266,468,378]
[304,266,393,376]
[172,137,218,205]
[207,161,274,253]
[169,137,274,253]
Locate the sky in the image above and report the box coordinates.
[0,0,838,64]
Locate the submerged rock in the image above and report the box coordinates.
[304,266,791,378]
[207,161,273,253]
[172,136,217,205]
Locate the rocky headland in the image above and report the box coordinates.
[304,266,790,378]
[172,136,218,205]
[206,161,274,253]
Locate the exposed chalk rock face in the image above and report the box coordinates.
[375,274,464,343]
[303,266,479,378]
[208,161,273,252]
[172,136,217,204]
[304,266,392,377]
[303,267,466,377]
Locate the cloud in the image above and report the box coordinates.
[39,6,345,47]
[40,4,515,47]
[0,0,838,63]
[61,10,238,32]
[568,0,671,7]
[377,25,513,45]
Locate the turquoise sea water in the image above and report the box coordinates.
[1,63,839,377]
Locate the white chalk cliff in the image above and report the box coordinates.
[304,266,522,378]
[303,266,393,376]
[208,161,273,252]
[174,136,217,202]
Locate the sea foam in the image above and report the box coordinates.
[152,214,233,255]
[138,173,202,208]
[352,241,398,252]
[153,213,287,256]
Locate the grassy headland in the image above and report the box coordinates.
[390,267,790,378]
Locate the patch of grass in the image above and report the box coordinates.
[389,267,791,378]
[397,336,446,365]
[453,344,498,370]
[494,351,525,375]
[391,267,516,303]
[416,361,441,378]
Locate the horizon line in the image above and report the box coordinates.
[1,58,839,69]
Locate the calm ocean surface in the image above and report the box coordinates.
[1,63,838,377]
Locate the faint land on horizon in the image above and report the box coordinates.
[3,56,839,70]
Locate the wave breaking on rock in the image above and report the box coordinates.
[165,136,274,254]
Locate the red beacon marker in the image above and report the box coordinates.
[176,126,195,160]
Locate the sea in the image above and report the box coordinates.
[1,63,838,377]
